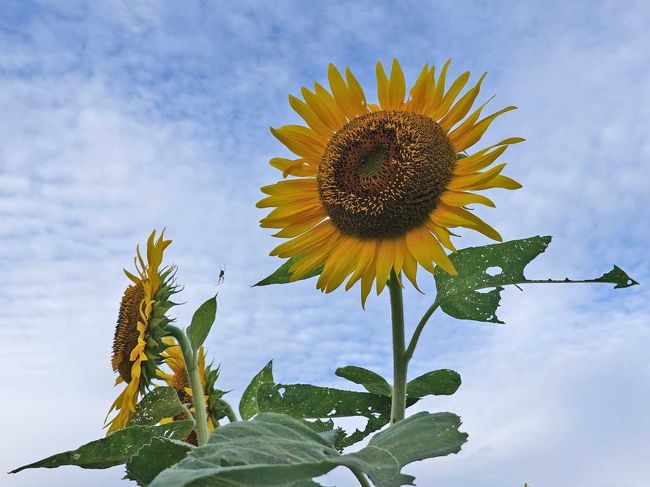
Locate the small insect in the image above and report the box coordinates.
[216,266,226,285]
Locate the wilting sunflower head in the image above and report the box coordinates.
[258,59,523,305]
[106,230,179,432]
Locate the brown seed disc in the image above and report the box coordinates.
[111,284,146,383]
[317,110,455,239]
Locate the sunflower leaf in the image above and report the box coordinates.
[434,235,638,323]
[406,369,461,399]
[186,295,217,351]
[254,256,322,286]
[335,365,392,396]
[129,387,186,426]
[10,420,194,473]
[256,382,392,448]
[239,360,274,420]
[126,437,193,486]
[148,412,467,487]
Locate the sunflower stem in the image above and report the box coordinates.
[403,298,440,363]
[166,325,209,446]
[350,466,372,487]
[388,271,407,424]
[217,398,239,423]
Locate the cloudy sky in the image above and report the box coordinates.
[1,1,648,486]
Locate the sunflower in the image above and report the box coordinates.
[158,337,219,438]
[258,59,522,305]
[106,230,179,432]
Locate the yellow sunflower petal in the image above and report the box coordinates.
[315,82,347,127]
[318,237,362,292]
[472,174,523,190]
[402,247,420,291]
[453,145,508,175]
[328,64,357,119]
[406,64,429,113]
[344,67,369,116]
[427,220,457,251]
[288,95,333,138]
[450,106,517,151]
[270,125,326,160]
[431,70,470,120]
[376,61,390,110]
[388,58,406,110]
[375,239,395,294]
[301,86,344,132]
[439,190,496,208]
[427,59,450,115]
[447,163,507,191]
[433,204,502,241]
[438,72,487,130]
[344,241,376,292]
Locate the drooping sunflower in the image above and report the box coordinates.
[258,59,522,304]
[158,337,219,438]
[106,230,179,432]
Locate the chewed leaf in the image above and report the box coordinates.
[129,387,186,426]
[254,256,322,286]
[126,437,193,486]
[256,383,392,448]
[591,265,639,288]
[335,365,392,396]
[239,361,274,420]
[10,421,193,473]
[434,236,638,323]
[148,412,467,487]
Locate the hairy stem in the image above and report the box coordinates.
[167,325,209,446]
[217,398,239,423]
[388,271,407,424]
[403,298,440,363]
[350,466,372,487]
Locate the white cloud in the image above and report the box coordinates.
[1,1,648,486]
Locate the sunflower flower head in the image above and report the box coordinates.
[158,338,220,440]
[258,59,523,305]
[106,230,179,432]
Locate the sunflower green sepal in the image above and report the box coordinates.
[254,256,322,286]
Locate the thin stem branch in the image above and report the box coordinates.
[167,325,209,446]
[403,298,440,363]
[350,466,372,487]
[388,271,407,424]
[218,398,239,423]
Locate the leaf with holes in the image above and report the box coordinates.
[239,360,274,420]
[126,437,193,486]
[129,387,187,426]
[256,383,392,448]
[407,369,461,399]
[254,256,322,286]
[10,420,194,473]
[434,235,638,323]
[148,412,467,487]
[335,365,392,396]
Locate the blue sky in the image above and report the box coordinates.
[1,1,648,486]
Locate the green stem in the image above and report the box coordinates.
[167,325,209,446]
[350,466,372,487]
[218,398,239,423]
[388,270,407,424]
[403,298,440,363]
